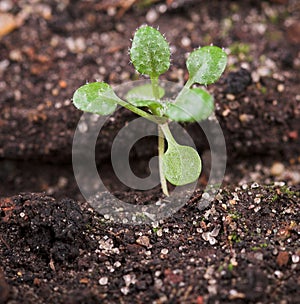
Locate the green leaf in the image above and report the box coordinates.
[165,88,214,122]
[162,142,202,186]
[186,46,227,86]
[130,25,170,78]
[73,82,118,115]
[125,83,165,106]
[131,100,165,115]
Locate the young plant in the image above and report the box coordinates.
[72,25,227,196]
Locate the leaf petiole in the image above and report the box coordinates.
[159,123,177,146]
[116,97,166,124]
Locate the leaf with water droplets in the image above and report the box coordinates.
[130,25,170,78]
[186,46,227,86]
[162,142,201,186]
[165,87,214,122]
[73,82,118,115]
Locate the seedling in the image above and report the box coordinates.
[72,25,227,196]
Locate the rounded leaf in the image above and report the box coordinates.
[73,82,117,115]
[165,88,214,122]
[130,25,170,77]
[187,46,227,85]
[125,83,165,105]
[162,143,202,186]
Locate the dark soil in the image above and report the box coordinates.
[0,0,299,303]
[1,185,299,303]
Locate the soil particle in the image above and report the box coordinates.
[286,21,300,44]
[225,68,252,94]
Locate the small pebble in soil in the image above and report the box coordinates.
[66,37,86,54]
[9,49,23,61]
[274,270,283,279]
[254,252,264,261]
[158,4,167,14]
[156,229,163,237]
[0,0,13,11]
[229,199,236,205]
[121,286,129,295]
[114,261,121,268]
[239,113,254,123]
[0,12,18,37]
[136,235,151,248]
[222,108,230,117]
[276,251,289,266]
[257,67,271,77]
[181,36,191,48]
[292,255,299,263]
[270,162,285,176]
[123,274,136,287]
[226,93,235,101]
[277,84,285,92]
[251,182,259,189]
[202,192,210,200]
[161,248,169,255]
[99,277,108,285]
[254,197,261,204]
[251,71,260,83]
[146,9,159,23]
[242,184,248,190]
[229,289,246,300]
[79,278,89,284]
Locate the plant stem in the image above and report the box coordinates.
[116,98,166,124]
[150,76,169,196]
[184,78,194,89]
[159,123,177,146]
[158,125,169,196]
[174,78,193,103]
[151,76,160,99]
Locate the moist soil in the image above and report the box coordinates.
[0,0,300,303]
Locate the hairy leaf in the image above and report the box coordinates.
[187,46,227,85]
[73,82,118,115]
[162,143,201,186]
[165,88,214,122]
[130,25,170,78]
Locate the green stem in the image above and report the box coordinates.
[116,98,166,124]
[184,78,194,89]
[174,78,193,103]
[151,76,160,100]
[150,76,169,196]
[117,94,169,195]
[158,125,169,196]
[159,123,177,146]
